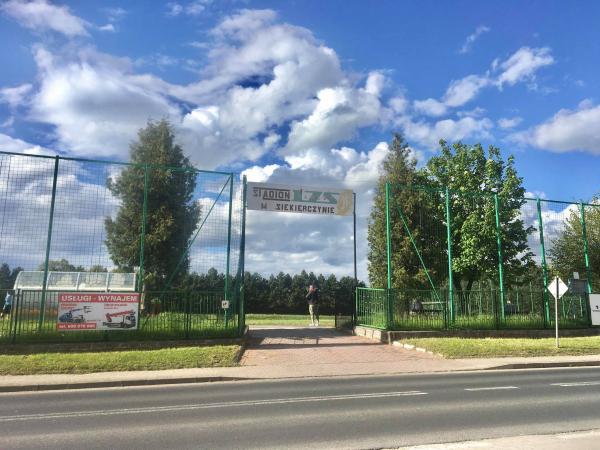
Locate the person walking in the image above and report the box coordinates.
[306,284,320,327]
[1,291,13,319]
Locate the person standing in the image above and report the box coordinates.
[306,284,320,327]
[1,291,13,319]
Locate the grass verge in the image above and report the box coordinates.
[404,337,600,358]
[246,314,334,326]
[0,345,241,375]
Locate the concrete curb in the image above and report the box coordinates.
[4,360,600,392]
[0,376,253,393]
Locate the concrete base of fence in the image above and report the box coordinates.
[354,325,600,343]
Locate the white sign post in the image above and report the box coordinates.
[547,277,568,348]
[589,294,600,326]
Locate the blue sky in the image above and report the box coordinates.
[0,0,599,278]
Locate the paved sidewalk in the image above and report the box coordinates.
[397,428,600,449]
[1,325,600,391]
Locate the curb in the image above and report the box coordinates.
[485,360,600,370]
[0,376,254,393]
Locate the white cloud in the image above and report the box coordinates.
[397,115,493,149]
[0,84,33,108]
[442,74,490,107]
[103,7,127,22]
[459,25,490,54]
[497,116,522,129]
[413,98,447,117]
[412,47,554,117]
[98,23,115,32]
[496,47,554,87]
[0,133,53,155]
[1,0,89,37]
[510,101,600,155]
[166,0,212,17]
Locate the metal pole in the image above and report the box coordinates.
[224,173,234,326]
[580,203,593,294]
[445,187,455,322]
[537,198,551,324]
[385,182,392,328]
[494,194,505,320]
[138,164,149,293]
[353,192,357,325]
[38,156,59,331]
[555,279,560,348]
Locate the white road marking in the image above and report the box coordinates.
[0,390,428,422]
[551,381,600,387]
[464,386,519,391]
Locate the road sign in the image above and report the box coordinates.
[547,277,568,348]
[547,277,568,300]
[221,300,230,309]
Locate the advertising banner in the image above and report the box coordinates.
[56,292,140,331]
[247,182,354,216]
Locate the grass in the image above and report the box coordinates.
[0,345,241,375]
[246,314,335,326]
[403,336,600,358]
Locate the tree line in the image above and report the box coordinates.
[368,134,599,294]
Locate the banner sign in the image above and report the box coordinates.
[57,292,140,331]
[247,182,353,216]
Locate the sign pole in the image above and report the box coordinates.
[353,192,357,325]
[555,278,559,348]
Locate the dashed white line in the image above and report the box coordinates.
[551,381,600,387]
[0,390,428,422]
[464,386,519,391]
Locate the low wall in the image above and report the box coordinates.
[354,325,600,343]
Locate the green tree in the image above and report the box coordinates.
[424,141,534,293]
[549,198,600,287]
[105,120,201,291]
[0,263,22,290]
[37,259,84,272]
[367,133,440,289]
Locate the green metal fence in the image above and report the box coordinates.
[358,182,598,331]
[0,151,246,343]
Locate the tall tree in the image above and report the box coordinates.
[425,141,534,293]
[367,133,440,289]
[549,197,600,286]
[105,120,201,291]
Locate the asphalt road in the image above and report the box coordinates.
[1,367,600,449]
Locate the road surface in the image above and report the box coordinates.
[1,367,600,449]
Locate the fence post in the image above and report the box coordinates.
[238,175,248,336]
[494,194,505,321]
[385,182,392,328]
[445,187,455,322]
[138,164,149,293]
[580,202,593,294]
[537,198,551,325]
[38,156,59,332]
[225,174,234,307]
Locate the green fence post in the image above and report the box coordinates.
[537,198,551,324]
[385,182,392,328]
[38,156,59,332]
[494,194,506,321]
[138,164,149,293]
[580,202,593,294]
[224,173,234,326]
[445,187,455,322]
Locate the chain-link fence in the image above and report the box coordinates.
[0,151,246,343]
[358,183,597,330]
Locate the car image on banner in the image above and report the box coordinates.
[56,293,140,331]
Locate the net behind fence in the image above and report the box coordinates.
[0,152,245,344]
[358,182,598,331]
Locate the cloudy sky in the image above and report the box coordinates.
[0,0,599,281]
